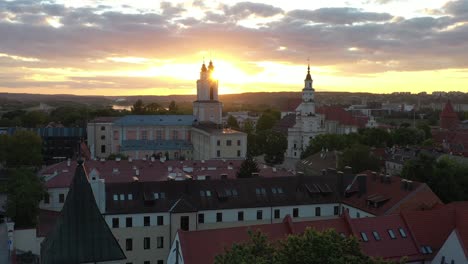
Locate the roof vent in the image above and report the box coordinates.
[133,176,139,182]
[273,167,277,172]
[201,160,205,163]
[151,156,155,162]
[100,158,105,162]
[67,158,71,167]
[160,157,166,163]
[228,165,233,170]
[135,169,140,176]
[112,168,119,174]
[128,157,133,162]
[142,157,147,161]
[168,166,172,172]
[251,172,259,177]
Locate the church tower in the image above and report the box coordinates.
[193,60,223,124]
[297,64,316,115]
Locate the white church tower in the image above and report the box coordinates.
[286,64,326,158]
[193,60,223,124]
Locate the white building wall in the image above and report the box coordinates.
[39,187,69,212]
[432,229,468,264]
[342,204,375,218]
[14,229,42,255]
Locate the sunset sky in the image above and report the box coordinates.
[0,0,467,95]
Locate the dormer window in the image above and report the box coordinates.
[128,194,133,200]
[360,232,369,242]
[387,229,396,239]
[398,228,407,238]
[153,192,166,200]
[372,231,381,241]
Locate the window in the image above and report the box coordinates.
[127,194,133,200]
[157,236,164,249]
[217,150,221,157]
[293,208,299,218]
[217,140,220,146]
[315,207,321,217]
[237,140,241,146]
[372,231,381,241]
[274,209,280,219]
[237,150,241,157]
[101,135,105,140]
[113,194,118,201]
[387,229,396,239]
[101,126,105,131]
[44,193,50,204]
[112,218,119,228]
[255,188,266,196]
[144,237,150,250]
[157,260,164,264]
[126,217,132,228]
[157,216,164,226]
[180,216,189,231]
[113,130,119,140]
[172,130,178,140]
[144,261,150,264]
[421,246,433,254]
[334,206,339,215]
[120,194,125,200]
[59,193,65,203]
[257,210,263,220]
[360,232,369,242]
[144,216,150,227]
[216,212,223,222]
[141,130,147,140]
[154,192,166,199]
[101,145,106,153]
[156,130,163,140]
[398,228,407,238]
[238,211,244,221]
[356,212,361,218]
[226,140,232,146]
[126,238,133,251]
[198,213,205,224]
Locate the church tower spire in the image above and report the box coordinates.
[194,60,222,124]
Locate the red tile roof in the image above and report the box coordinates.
[342,171,442,216]
[41,159,294,188]
[316,106,368,128]
[440,101,458,119]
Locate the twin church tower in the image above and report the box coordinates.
[193,60,223,125]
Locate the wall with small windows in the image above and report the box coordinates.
[87,122,113,158]
[432,229,468,264]
[341,204,375,218]
[39,187,69,212]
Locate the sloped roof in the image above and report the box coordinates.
[316,106,368,127]
[40,161,126,263]
[273,114,296,134]
[440,101,458,119]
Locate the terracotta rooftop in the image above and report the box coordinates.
[41,159,293,189]
[316,106,368,128]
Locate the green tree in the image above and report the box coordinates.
[243,119,255,134]
[256,110,280,132]
[416,122,432,140]
[237,155,260,178]
[338,144,380,173]
[168,100,179,114]
[391,128,425,146]
[264,131,287,165]
[227,115,240,129]
[359,128,392,148]
[131,99,146,114]
[6,168,47,228]
[5,131,43,168]
[21,111,49,127]
[215,229,399,264]
[145,102,164,114]
[0,134,7,165]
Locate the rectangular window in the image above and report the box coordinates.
[257,210,263,220]
[274,209,280,219]
[216,212,223,222]
[144,261,150,264]
[157,236,164,249]
[126,217,132,228]
[156,130,163,140]
[144,237,151,250]
[217,150,221,157]
[157,260,164,264]
[44,193,50,204]
[180,216,189,231]
[113,130,119,140]
[315,207,321,217]
[157,215,164,226]
[334,206,339,215]
[226,140,232,146]
[113,194,118,201]
[126,238,133,251]
[198,213,204,224]
[388,229,396,239]
[141,130,148,140]
[399,228,407,238]
[127,194,133,200]
[217,140,220,146]
[144,216,150,227]
[293,208,299,218]
[360,232,369,242]
[172,130,178,140]
[112,218,119,228]
[59,193,65,203]
[238,211,244,221]
[237,150,241,157]
[356,212,361,218]
[101,145,106,153]
[372,231,381,241]
[101,135,105,140]
[101,126,105,131]
[237,140,241,146]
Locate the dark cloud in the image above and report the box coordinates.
[443,0,468,16]
[288,7,393,24]
[160,2,186,17]
[224,2,283,19]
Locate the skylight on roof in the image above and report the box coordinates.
[387,229,396,239]
[421,245,433,254]
[360,232,369,242]
[398,228,407,238]
[372,231,381,241]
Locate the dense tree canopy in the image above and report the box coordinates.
[227,115,240,129]
[2,130,43,168]
[264,131,288,165]
[6,168,46,228]
[402,154,468,203]
[215,229,400,264]
[338,144,380,174]
[237,155,260,178]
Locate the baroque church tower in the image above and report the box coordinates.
[193,60,223,124]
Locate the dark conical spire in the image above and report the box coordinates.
[41,161,126,263]
[201,61,207,72]
[305,63,312,81]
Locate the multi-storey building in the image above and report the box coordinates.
[87,61,247,161]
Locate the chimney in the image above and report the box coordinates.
[135,169,140,176]
[168,166,172,172]
[337,171,345,198]
[401,179,408,190]
[116,157,121,162]
[371,171,377,181]
[160,157,165,163]
[385,174,391,184]
[344,166,353,175]
[321,169,327,176]
[100,158,105,162]
[67,158,71,167]
[128,157,133,162]
[112,168,119,174]
[151,156,155,162]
